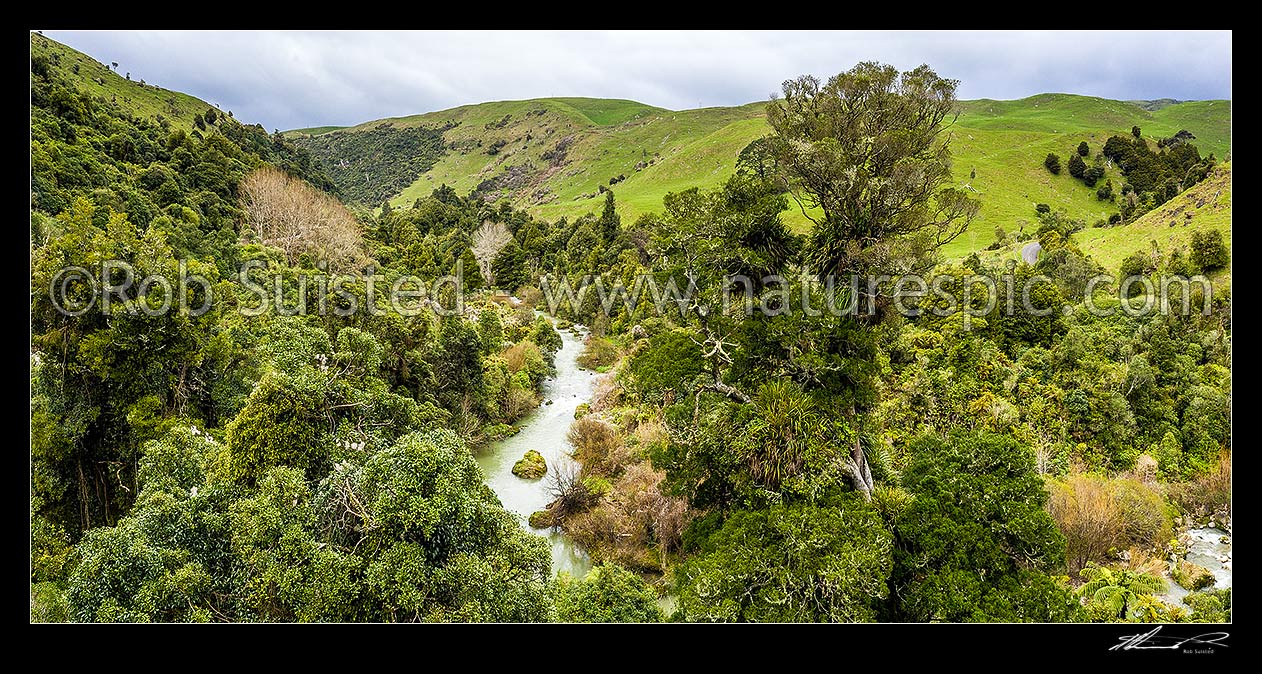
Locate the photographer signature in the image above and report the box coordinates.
[1111,626,1230,651]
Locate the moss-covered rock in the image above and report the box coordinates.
[574,403,591,419]
[528,509,555,529]
[1173,559,1216,591]
[512,449,548,479]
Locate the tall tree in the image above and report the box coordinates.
[598,190,620,242]
[766,62,980,299]
[763,62,979,498]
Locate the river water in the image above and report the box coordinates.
[474,324,596,578]
[1160,527,1233,606]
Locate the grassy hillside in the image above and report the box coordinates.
[31,33,217,131]
[292,93,1229,261]
[1076,162,1232,285]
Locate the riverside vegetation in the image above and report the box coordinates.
[30,34,1230,623]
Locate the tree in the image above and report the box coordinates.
[528,316,563,357]
[675,498,892,622]
[1077,141,1090,157]
[225,371,328,484]
[1082,166,1104,188]
[599,190,620,242]
[457,248,486,290]
[1103,135,1132,163]
[1067,153,1086,179]
[767,63,980,284]
[552,563,664,622]
[434,316,485,412]
[477,306,504,355]
[491,239,528,291]
[1045,153,1062,175]
[1190,229,1229,271]
[240,165,364,269]
[1132,125,1142,139]
[761,63,979,497]
[1097,180,1114,201]
[735,137,775,180]
[889,431,1080,622]
[470,220,513,285]
[319,430,553,621]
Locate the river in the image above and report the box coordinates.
[475,323,596,578]
[1160,527,1233,606]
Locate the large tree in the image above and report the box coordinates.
[758,63,978,498]
[766,62,979,298]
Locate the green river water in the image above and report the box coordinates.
[474,324,596,578]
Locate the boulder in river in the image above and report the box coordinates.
[512,449,548,479]
[1172,559,1216,591]
[528,509,555,529]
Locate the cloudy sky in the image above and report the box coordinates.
[43,30,1231,131]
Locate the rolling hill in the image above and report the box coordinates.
[1076,161,1232,284]
[36,31,1229,267]
[31,33,222,131]
[289,93,1230,260]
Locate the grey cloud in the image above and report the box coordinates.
[42,30,1231,131]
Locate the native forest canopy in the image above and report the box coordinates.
[30,33,1231,623]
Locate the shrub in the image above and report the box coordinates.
[1044,153,1061,175]
[546,462,598,520]
[1036,203,1051,215]
[502,340,548,386]
[1047,474,1172,575]
[1077,141,1090,157]
[1068,153,1086,179]
[1172,560,1215,591]
[576,336,618,370]
[552,563,663,623]
[567,416,627,476]
[1169,452,1231,516]
[566,464,690,571]
[1189,229,1229,271]
[1097,181,1113,201]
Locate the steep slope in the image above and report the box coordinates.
[1076,162,1232,283]
[31,33,220,131]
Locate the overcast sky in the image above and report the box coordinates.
[42,30,1231,131]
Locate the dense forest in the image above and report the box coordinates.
[30,34,1230,623]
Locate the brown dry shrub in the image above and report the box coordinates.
[501,340,542,374]
[632,419,669,449]
[589,373,620,412]
[504,386,538,421]
[1169,451,1231,516]
[567,416,629,476]
[1048,473,1172,575]
[565,462,690,571]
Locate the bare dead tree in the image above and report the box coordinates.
[240,166,365,270]
[470,220,513,285]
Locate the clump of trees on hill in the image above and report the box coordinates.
[1039,131,1214,223]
